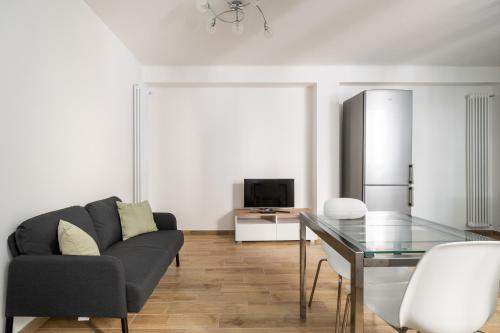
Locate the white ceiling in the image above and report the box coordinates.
[85,0,500,66]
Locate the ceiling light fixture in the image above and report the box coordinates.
[196,0,271,37]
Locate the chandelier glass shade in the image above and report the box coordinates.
[196,0,271,36]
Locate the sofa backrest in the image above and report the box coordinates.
[85,196,122,251]
[14,206,99,255]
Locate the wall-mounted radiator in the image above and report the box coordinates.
[133,84,143,203]
[466,93,491,228]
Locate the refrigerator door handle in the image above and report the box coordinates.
[408,186,414,207]
[409,164,414,184]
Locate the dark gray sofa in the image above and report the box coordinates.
[5,196,183,333]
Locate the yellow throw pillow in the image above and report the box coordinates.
[117,200,158,240]
[58,220,100,256]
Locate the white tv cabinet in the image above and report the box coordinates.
[234,208,317,242]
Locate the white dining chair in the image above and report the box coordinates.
[364,241,500,333]
[309,198,413,333]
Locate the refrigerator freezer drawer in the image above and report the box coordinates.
[364,185,411,214]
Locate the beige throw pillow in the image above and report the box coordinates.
[117,200,158,240]
[58,220,100,256]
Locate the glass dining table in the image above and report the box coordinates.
[299,211,493,333]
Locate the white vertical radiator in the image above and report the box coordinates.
[466,94,491,228]
[133,84,142,203]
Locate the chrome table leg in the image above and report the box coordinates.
[350,252,364,333]
[300,219,307,321]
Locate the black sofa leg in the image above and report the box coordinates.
[121,317,128,333]
[176,253,180,267]
[5,317,13,333]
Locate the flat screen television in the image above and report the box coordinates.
[244,179,294,208]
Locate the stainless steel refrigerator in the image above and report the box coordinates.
[341,89,413,214]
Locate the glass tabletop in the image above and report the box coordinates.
[314,211,492,255]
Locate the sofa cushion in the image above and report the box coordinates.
[15,206,98,255]
[110,230,184,255]
[103,246,172,312]
[85,197,122,251]
[103,230,183,312]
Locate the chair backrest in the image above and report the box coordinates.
[320,240,351,278]
[321,198,368,278]
[399,241,500,333]
[323,198,367,219]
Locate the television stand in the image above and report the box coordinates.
[234,208,316,242]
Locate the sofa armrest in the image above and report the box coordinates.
[6,255,127,318]
[153,212,178,230]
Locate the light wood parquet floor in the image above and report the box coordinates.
[39,234,500,333]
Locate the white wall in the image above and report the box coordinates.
[0,1,140,331]
[412,86,494,228]
[340,85,495,229]
[142,66,500,230]
[145,86,313,230]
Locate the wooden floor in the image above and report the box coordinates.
[40,234,500,333]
